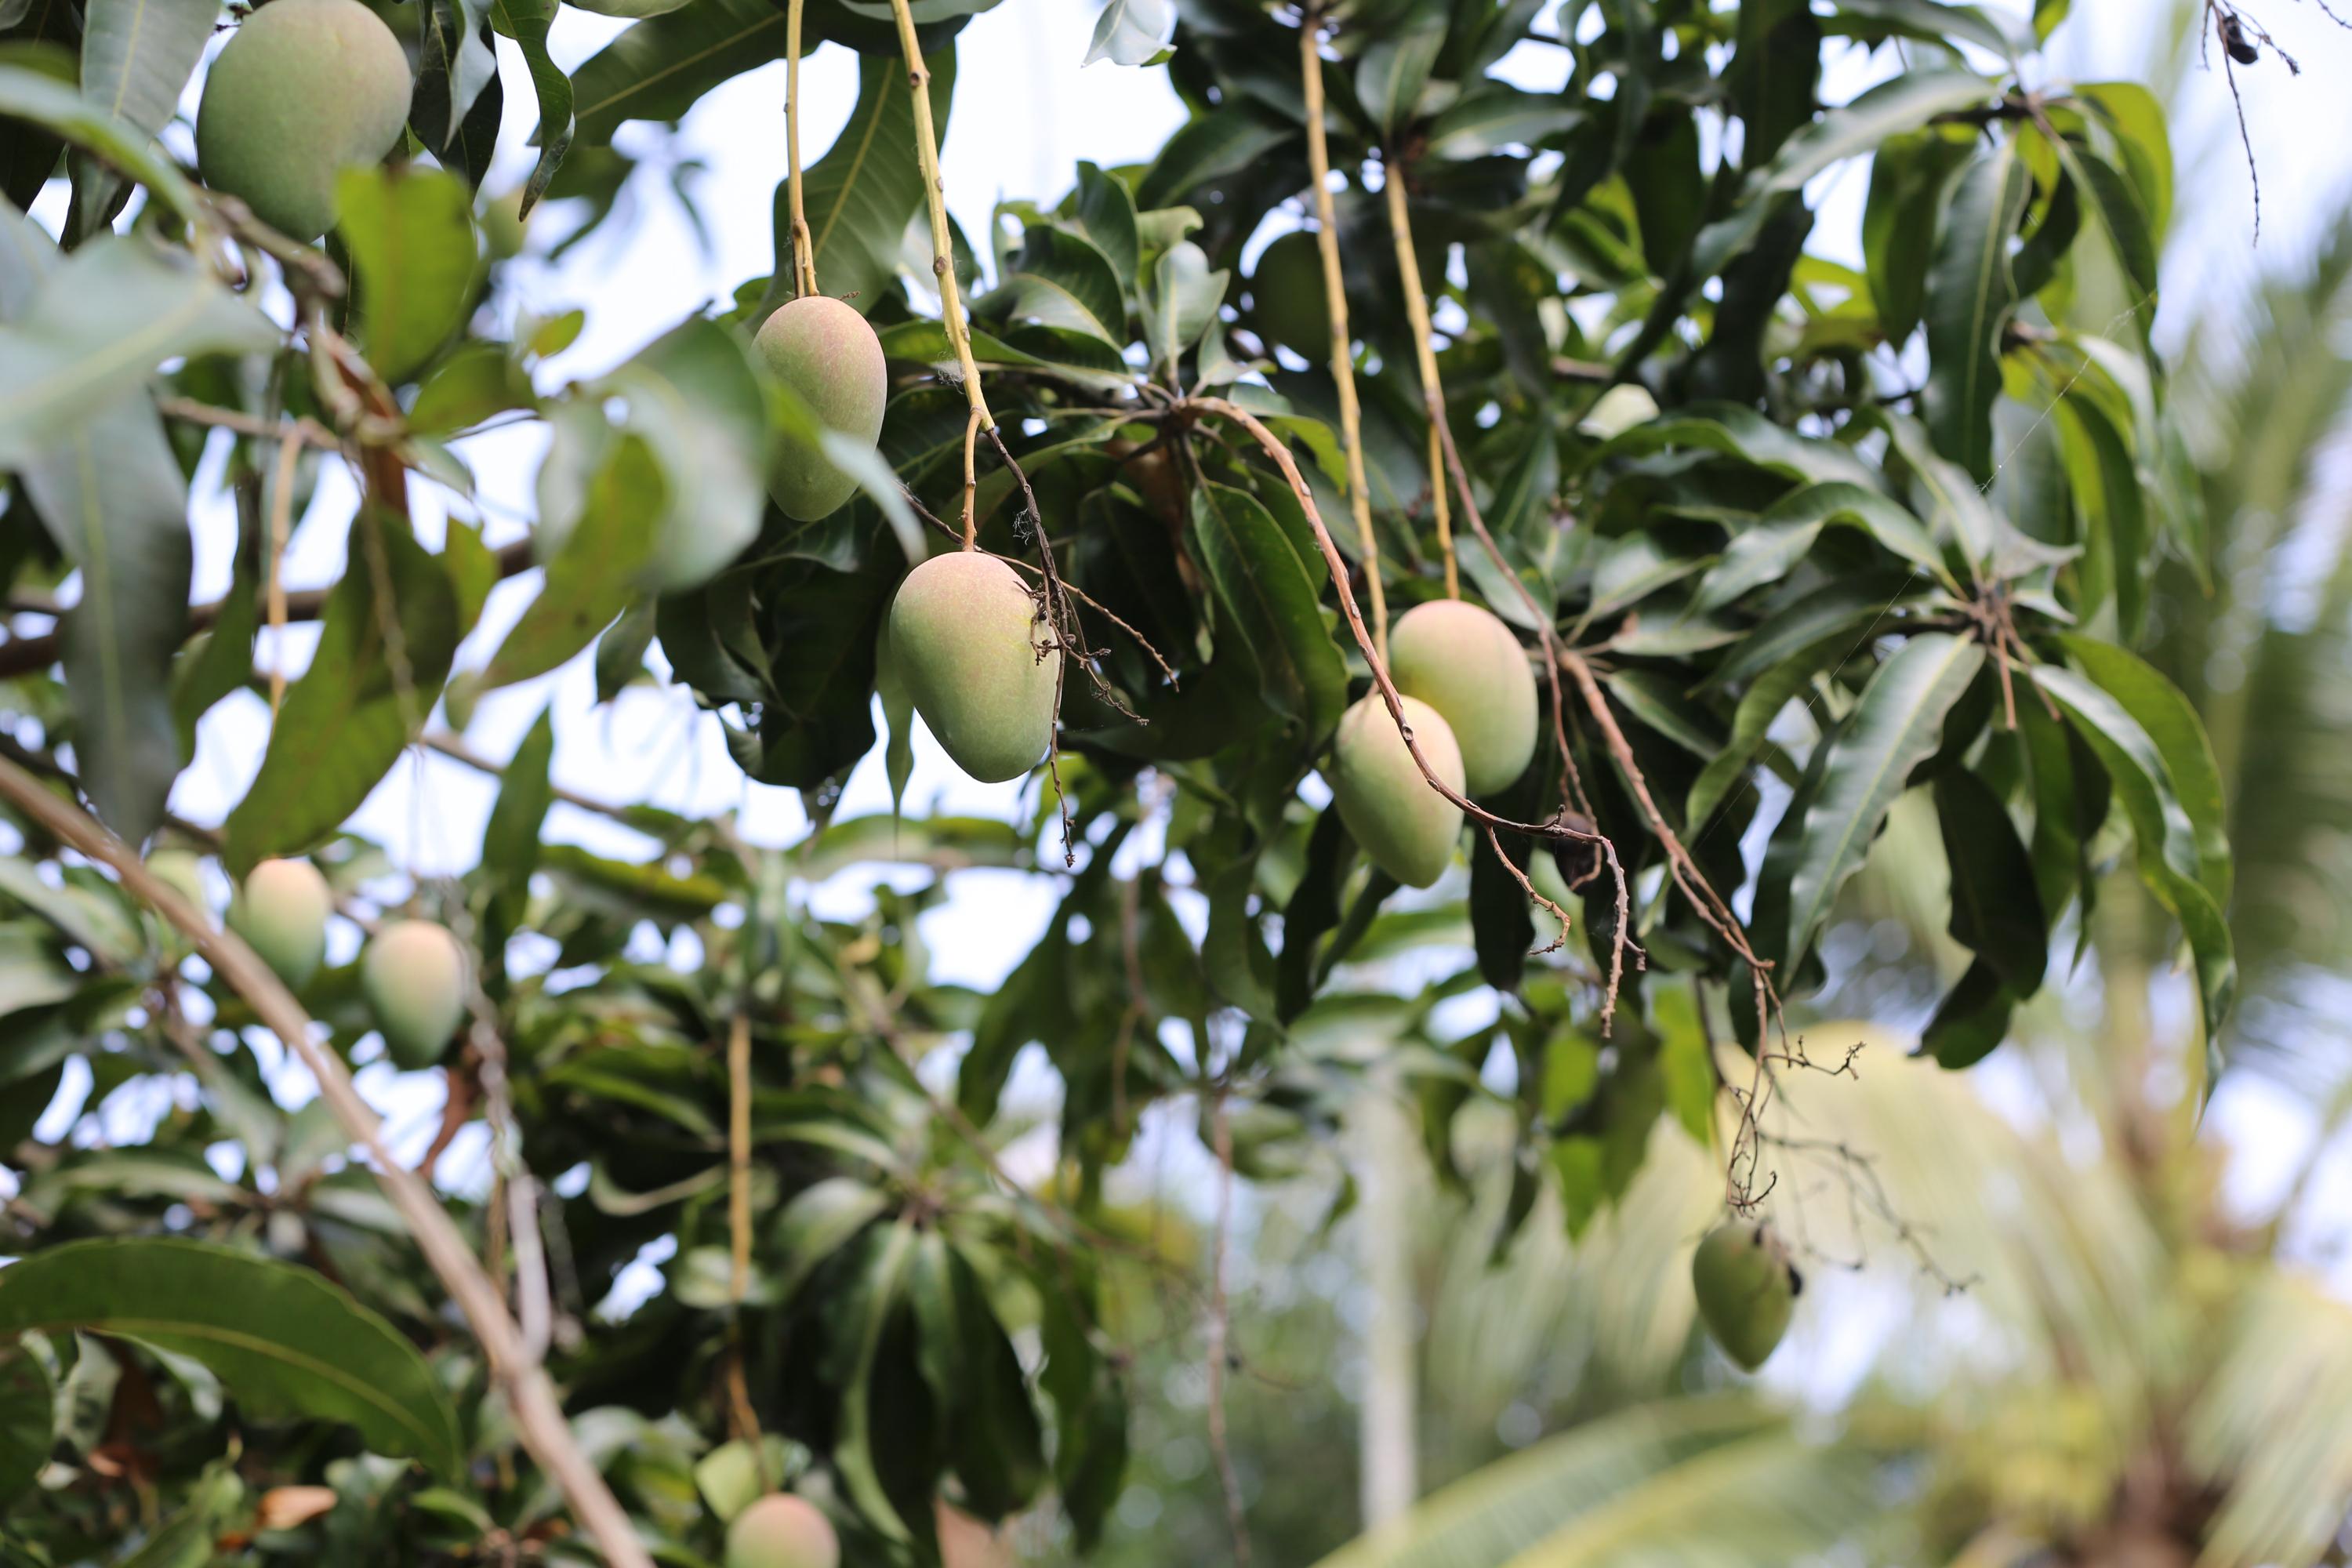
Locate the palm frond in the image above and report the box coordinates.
[1305,1400,1793,1568]
[2186,1272,2352,1568]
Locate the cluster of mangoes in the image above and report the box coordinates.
[229,858,468,1069]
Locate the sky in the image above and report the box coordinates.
[24,0,2352,1374]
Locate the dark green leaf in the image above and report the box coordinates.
[779,47,955,314]
[2058,633,2228,904]
[1187,481,1345,739]
[1922,143,2028,481]
[1769,631,1983,970]
[0,1238,463,1473]
[989,223,1127,345]
[1933,765,2045,989]
[1135,103,1294,211]
[223,515,461,877]
[490,0,572,213]
[488,433,662,689]
[1071,162,1141,291]
[482,705,554,895]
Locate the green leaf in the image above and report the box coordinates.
[336,166,483,385]
[1863,127,1976,348]
[1688,635,1842,826]
[1356,12,1446,136]
[2034,665,2235,1041]
[2053,392,2147,641]
[1651,983,1715,1143]
[2052,138,2157,319]
[775,46,954,313]
[0,235,277,468]
[1922,143,2028,481]
[1143,239,1227,373]
[482,705,554,895]
[1584,402,1881,489]
[0,1343,49,1508]
[1135,103,1295,212]
[222,515,461,878]
[490,0,571,213]
[1690,71,1994,280]
[0,64,208,225]
[79,0,214,139]
[1767,632,1984,971]
[827,1218,920,1540]
[16,391,190,844]
[772,1174,889,1301]
[1933,765,2045,989]
[1695,481,1944,611]
[989,223,1127,345]
[2077,81,2169,237]
[1425,83,1581,160]
[1071,162,1140,291]
[1204,852,1280,1020]
[1082,0,1167,67]
[1187,481,1345,739]
[1469,821,1534,992]
[569,0,788,144]
[1832,0,2024,60]
[1604,670,1725,761]
[1709,568,1918,688]
[0,1238,463,1473]
[2057,634,2229,904]
[909,1234,1045,1519]
[408,340,539,435]
[490,433,663,689]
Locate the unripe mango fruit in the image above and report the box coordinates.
[887,551,1059,784]
[1690,1221,1800,1371]
[194,0,412,243]
[726,1494,840,1568]
[1249,230,1328,358]
[1389,600,1539,797]
[361,920,467,1070]
[1330,694,1465,889]
[755,296,887,521]
[228,859,332,989]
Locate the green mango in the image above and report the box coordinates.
[1389,598,1538,797]
[1330,693,1464,888]
[1690,1221,1800,1370]
[887,550,1059,784]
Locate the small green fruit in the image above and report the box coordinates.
[1249,230,1329,358]
[361,920,467,1070]
[1690,1221,1801,1371]
[227,859,331,989]
[146,851,212,926]
[755,296,887,521]
[887,551,1059,784]
[194,0,412,243]
[1389,600,1538,797]
[725,1494,840,1568]
[1330,694,1465,889]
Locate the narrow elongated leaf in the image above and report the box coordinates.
[773,1175,889,1301]
[18,394,191,844]
[0,1344,49,1508]
[0,1239,462,1473]
[2035,666,2235,1040]
[489,434,663,688]
[1135,103,1294,211]
[1144,240,1227,372]
[570,0,786,143]
[0,63,206,223]
[827,1219,919,1540]
[222,516,462,877]
[1773,632,1983,970]
[1934,765,2045,988]
[337,166,482,385]
[0,236,277,466]
[1711,568,1917,688]
[1426,83,1581,160]
[909,1235,1046,1518]
[1188,481,1345,739]
[1691,71,1993,279]
[2059,634,2226,901]
[1356,13,1446,134]
[490,0,571,212]
[1922,143,2027,481]
[770,47,955,314]
[1688,635,1842,826]
[598,318,767,591]
[1072,161,1140,290]
[1864,127,1976,348]
[80,0,214,137]
[481,705,554,895]
[1695,482,1943,612]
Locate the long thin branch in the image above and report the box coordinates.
[1298,7,1387,659]
[1381,162,1456,601]
[887,0,993,539]
[0,541,535,681]
[0,757,653,1568]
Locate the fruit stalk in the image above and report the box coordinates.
[1381,161,1457,600]
[1298,5,1387,659]
[785,0,818,297]
[0,758,657,1568]
[886,0,993,545]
